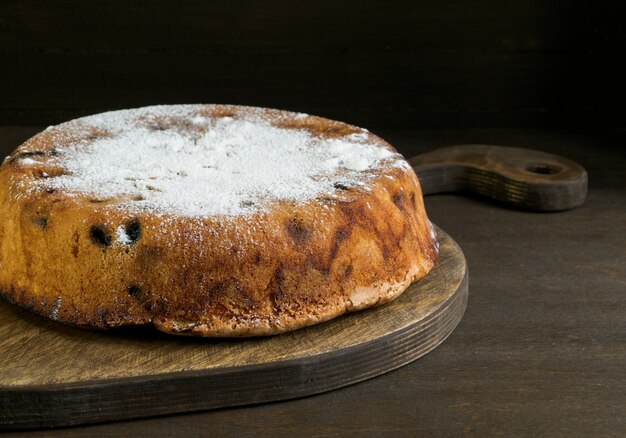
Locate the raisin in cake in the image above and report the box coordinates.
[0,105,438,336]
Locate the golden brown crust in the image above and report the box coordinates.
[0,105,438,336]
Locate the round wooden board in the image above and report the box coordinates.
[0,226,467,430]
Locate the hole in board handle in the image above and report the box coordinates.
[524,163,563,175]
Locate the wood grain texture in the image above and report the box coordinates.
[0,226,467,429]
[1,1,624,127]
[410,145,588,211]
[2,0,618,52]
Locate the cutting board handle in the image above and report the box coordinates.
[408,144,588,211]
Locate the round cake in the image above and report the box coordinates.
[0,104,438,336]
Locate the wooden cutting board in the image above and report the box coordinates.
[0,144,588,429]
[0,226,467,430]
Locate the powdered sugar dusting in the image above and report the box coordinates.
[30,105,406,217]
[116,225,132,244]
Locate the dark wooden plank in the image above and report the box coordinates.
[0,51,561,109]
[1,1,625,128]
[1,0,622,52]
[1,50,623,128]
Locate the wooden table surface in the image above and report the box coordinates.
[1,127,624,437]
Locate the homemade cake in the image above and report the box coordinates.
[0,104,438,336]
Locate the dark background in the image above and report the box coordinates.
[1,2,625,436]
[1,0,625,130]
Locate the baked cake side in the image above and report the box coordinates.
[0,105,438,336]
